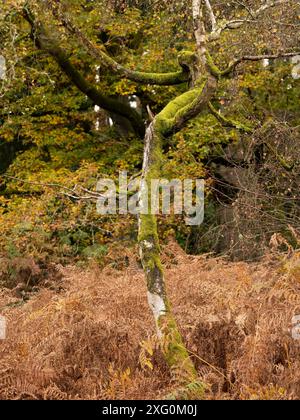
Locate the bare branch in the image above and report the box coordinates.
[208,0,293,41]
[208,102,253,132]
[204,0,217,32]
[2,175,105,201]
[265,142,295,171]
[221,52,300,76]
[232,1,256,19]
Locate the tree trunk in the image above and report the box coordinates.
[137,72,216,390]
[138,122,198,385]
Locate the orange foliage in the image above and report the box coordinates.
[1,244,300,400]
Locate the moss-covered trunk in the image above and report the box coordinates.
[138,123,198,384]
[138,74,216,389]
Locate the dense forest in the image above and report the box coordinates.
[0,0,300,401]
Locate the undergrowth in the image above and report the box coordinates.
[1,240,300,400]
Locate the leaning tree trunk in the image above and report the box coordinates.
[138,74,216,388]
[138,122,198,384]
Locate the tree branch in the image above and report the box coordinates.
[41,0,189,86]
[208,0,293,41]
[264,142,295,171]
[2,175,105,200]
[156,76,217,136]
[22,6,145,137]
[208,102,253,133]
[220,52,300,76]
[232,1,256,19]
[192,0,208,68]
[204,0,217,32]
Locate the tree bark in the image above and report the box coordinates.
[138,75,216,387]
[138,123,198,384]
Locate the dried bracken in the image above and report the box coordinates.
[1,243,300,400]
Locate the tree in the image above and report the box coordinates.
[1,0,299,390]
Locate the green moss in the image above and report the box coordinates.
[127,70,188,85]
[205,52,222,78]
[177,51,197,69]
[138,214,159,243]
[209,102,253,133]
[157,312,198,380]
[158,90,199,121]
[156,80,207,135]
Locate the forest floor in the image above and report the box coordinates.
[1,239,300,400]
